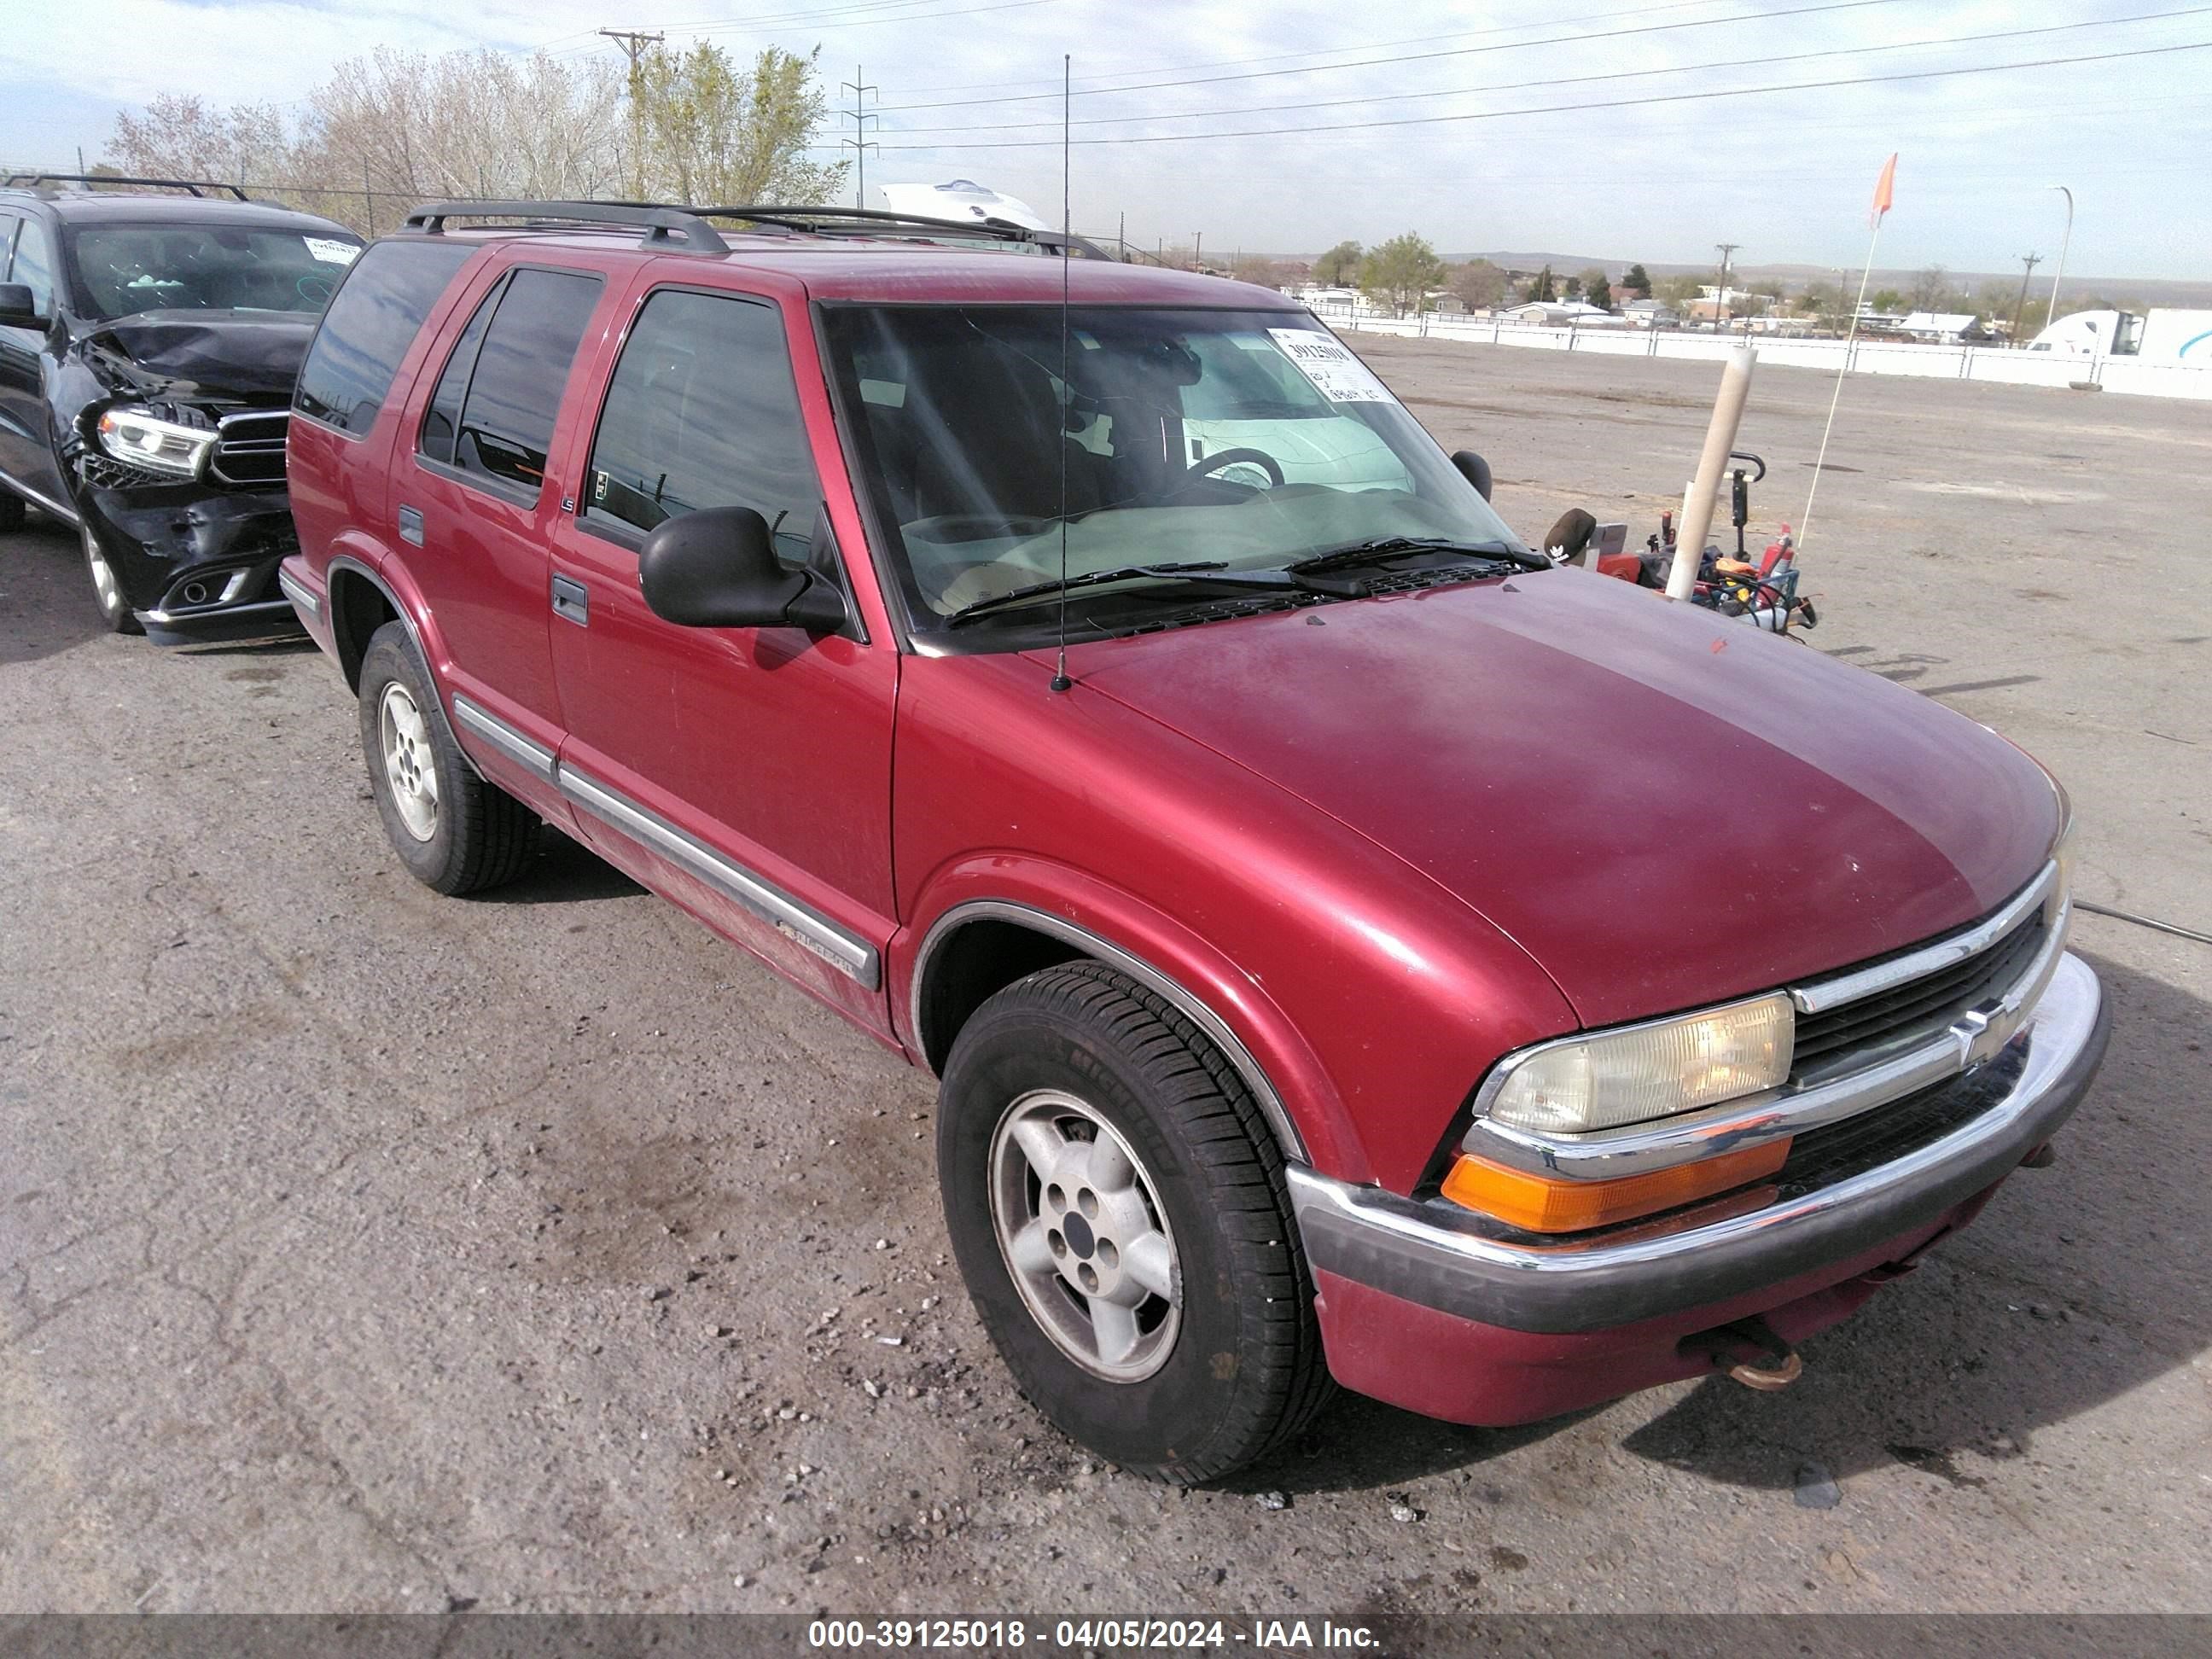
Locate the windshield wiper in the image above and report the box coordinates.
[1286,536,1550,575]
[943,561,1362,626]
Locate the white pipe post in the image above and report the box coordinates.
[1665,341,1757,600]
[2046,185,2074,335]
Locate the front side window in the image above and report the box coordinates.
[584,288,820,565]
[9,218,57,315]
[296,239,474,436]
[70,223,362,319]
[820,305,1526,645]
[439,267,602,494]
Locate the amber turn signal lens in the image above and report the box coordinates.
[1441,1138,1792,1234]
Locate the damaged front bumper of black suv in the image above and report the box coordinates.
[68,313,313,645]
[77,418,304,645]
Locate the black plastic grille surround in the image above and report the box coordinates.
[1790,905,2046,1075]
[208,411,290,486]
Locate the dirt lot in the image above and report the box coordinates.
[2,341,2208,1615]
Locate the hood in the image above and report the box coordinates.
[77,309,316,401]
[1037,570,2058,1027]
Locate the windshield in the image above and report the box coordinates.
[820,306,1526,642]
[68,224,364,320]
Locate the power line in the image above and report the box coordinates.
[598,27,666,66]
[871,5,2212,137]
[896,0,1735,99]
[870,37,2212,149]
[871,0,1914,114]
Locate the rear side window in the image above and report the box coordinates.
[434,268,602,494]
[418,278,503,468]
[295,239,474,435]
[585,288,818,562]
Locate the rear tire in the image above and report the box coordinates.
[939,960,1330,1484]
[357,621,538,894]
[83,521,143,635]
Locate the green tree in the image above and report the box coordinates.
[1869,288,1905,312]
[1448,258,1508,311]
[1358,231,1447,317]
[1621,262,1653,298]
[632,42,845,208]
[1312,239,1364,286]
[1528,264,1557,302]
[1580,267,1612,311]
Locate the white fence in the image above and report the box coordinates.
[1309,307,2212,403]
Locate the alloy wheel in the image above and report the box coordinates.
[988,1089,1181,1382]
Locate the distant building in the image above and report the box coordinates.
[1620,298,1679,329]
[1499,300,1616,327]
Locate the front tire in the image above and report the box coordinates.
[357,621,538,894]
[939,961,1330,1483]
[83,521,143,634]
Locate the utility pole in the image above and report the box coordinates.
[1193,230,1202,271]
[840,67,879,210]
[601,31,664,199]
[1714,242,1742,330]
[2011,252,2043,343]
[2045,185,2075,341]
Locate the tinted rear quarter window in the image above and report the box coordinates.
[295,239,474,436]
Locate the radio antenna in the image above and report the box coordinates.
[1050,52,1074,695]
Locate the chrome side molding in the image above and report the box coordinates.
[556,765,881,990]
[449,693,556,784]
[276,567,322,620]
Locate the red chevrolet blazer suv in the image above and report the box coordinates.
[280,201,2108,1482]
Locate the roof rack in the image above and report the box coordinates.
[3,173,252,201]
[400,198,1108,259]
[404,200,732,253]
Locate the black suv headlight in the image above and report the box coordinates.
[96,406,216,479]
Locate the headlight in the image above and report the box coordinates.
[1480,992,1795,1135]
[96,406,215,479]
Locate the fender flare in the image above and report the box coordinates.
[899,870,1367,1179]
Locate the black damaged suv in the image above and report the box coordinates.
[0,176,362,643]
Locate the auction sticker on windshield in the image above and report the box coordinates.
[1267,328,1393,404]
[304,237,360,265]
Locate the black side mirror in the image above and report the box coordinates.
[0,282,44,330]
[1451,450,1493,502]
[638,505,849,632]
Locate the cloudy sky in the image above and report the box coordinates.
[5,0,2208,279]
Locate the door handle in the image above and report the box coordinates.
[550,573,589,626]
[397,505,425,546]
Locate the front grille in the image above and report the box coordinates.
[1778,1041,2027,1195]
[1790,905,2046,1074]
[208,410,290,487]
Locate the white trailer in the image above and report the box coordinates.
[2028,306,2212,362]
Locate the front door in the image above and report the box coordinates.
[545,282,899,1033]
[0,213,67,507]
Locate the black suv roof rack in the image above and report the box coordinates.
[401,199,1107,259]
[3,173,252,200]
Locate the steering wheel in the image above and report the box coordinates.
[297,273,337,306]
[1178,447,1284,488]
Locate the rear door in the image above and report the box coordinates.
[394,259,606,817]
[544,280,899,1033]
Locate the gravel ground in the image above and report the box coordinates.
[1,341,2207,1615]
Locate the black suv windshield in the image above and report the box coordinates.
[820,305,1527,640]
[68,223,364,320]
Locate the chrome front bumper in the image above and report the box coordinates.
[1289,952,2108,1335]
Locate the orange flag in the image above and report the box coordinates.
[1871,153,1898,226]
